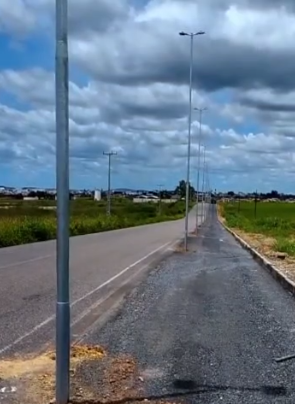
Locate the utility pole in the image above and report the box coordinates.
[157,184,163,215]
[179,30,205,251]
[103,151,117,215]
[194,107,208,229]
[55,1,70,403]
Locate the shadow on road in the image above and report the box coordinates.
[70,379,290,404]
[172,378,288,396]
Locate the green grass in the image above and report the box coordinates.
[220,201,295,256]
[0,198,192,248]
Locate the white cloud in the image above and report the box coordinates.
[218,5,295,50]
[1,0,295,191]
[0,0,36,36]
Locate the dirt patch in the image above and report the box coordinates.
[230,228,295,283]
[69,353,178,404]
[0,345,179,404]
[71,354,140,403]
[0,345,105,404]
[173,245,187,253]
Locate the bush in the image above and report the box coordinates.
[0,199,192,247]
[220,201,295,256]
[274,238,295,256]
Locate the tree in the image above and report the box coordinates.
[175,180,186,198]
[174,180,195,199]
[270,190,279,198]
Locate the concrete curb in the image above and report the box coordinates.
[219,218,295,297]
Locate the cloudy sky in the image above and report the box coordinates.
[0,0,295,192]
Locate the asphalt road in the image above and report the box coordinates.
[87,205,295,403]
[0,205,206,357]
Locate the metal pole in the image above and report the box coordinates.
[204,164,207,222]
[194,106,207,229]
[103,151,117,215]
[179,30,205,245]
[208,173,212,212]
[107,154,111,214]
[184,34,194,251]
[206,169,211,219]
[206,165,210,220]
[201,147,206,223]
[55,0,70,403]
[196,109,202,228]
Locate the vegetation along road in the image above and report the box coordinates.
[0,198,193,247]
[220,200,295,283]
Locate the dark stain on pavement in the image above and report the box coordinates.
[22,293,41,302]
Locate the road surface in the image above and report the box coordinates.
[0,206,206,357]
[86,205,295,403]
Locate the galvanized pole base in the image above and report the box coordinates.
[56,302,70,403]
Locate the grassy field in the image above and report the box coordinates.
[220,201,295,256]
[0,198,191,248]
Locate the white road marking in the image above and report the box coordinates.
[71,262,150,328]
[0,239,178,355]
[73,263,152,345]
[0,254,54,270]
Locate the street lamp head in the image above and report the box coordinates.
[194,107,208,111]
[179,31,205,37]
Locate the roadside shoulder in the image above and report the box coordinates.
[219,217,295,298]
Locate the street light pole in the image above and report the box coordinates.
[206,165,211,219]
[103,151,117,215]
[179,30,205,250]
[204,166,207,219]
[55,1,70,403]
[201,146,206,223]
[194,107,207,230]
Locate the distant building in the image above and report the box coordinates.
[94,190,101,201]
